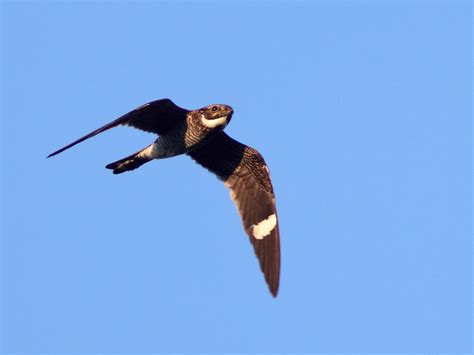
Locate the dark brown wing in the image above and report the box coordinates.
[188,132,280,297]
[47,99,189,158]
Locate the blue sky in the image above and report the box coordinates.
[1,0,471,353]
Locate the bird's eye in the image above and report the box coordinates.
[211,106,218,112]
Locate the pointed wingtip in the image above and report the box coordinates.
[46,147,68,158]
[46,119,123,160]
[269,282,279,298]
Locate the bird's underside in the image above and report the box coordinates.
[48,98,280,297]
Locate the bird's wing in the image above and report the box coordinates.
[47,99,189,158]
[188,132,280,297]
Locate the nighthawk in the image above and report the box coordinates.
[48,99,280,297]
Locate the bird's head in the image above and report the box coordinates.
[198,104,233,130]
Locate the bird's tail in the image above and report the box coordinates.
[106,146,154,174]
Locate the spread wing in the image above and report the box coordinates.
[188,132,280,297]
[47,98,189,158]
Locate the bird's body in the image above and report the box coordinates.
[48,99,281,297]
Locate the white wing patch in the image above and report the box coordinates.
[251,214,277,239]
[201,114,228,129]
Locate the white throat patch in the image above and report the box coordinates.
[201,114,228,129]
[251,214,277,239]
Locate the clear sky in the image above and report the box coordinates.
[1,0,471,353]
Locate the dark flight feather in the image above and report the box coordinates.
[188,132,280,297]
[47,99,188,158]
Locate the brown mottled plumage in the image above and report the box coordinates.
[48,98,281,297]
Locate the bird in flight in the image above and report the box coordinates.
[48,99,280,297]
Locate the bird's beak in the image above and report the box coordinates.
[227,110,233,123]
